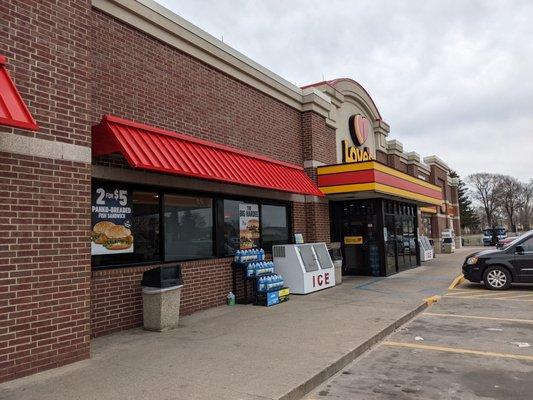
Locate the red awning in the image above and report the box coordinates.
[0,55,39,131]
[92,115,323,197]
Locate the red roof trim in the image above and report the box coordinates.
[0,55,39,131]
[102,115,302,171]
[92,115,324,197]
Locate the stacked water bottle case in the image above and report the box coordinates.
[233,249,290,307]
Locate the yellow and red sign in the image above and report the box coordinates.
[343,114,374,163]
[317,161,443,206]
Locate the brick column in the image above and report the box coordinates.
[301,111,336,245]
[0,0,92,382]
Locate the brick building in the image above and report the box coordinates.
[0,0,460,382]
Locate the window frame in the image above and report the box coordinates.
[260,203,291,252]
[91,179,292,270]
[216,193,292,256]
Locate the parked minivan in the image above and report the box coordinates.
[482,227,507,246]
[463,230,533,290]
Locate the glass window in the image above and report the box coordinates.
[223,200,241,255]
[164,195,213,261]
[93,191,161,267]
[261,204,289,251]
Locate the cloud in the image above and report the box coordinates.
[156,0,533,181]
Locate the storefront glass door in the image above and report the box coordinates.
[385,214,396,275]
[383,201,418,274]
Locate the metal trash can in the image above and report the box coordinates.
[141,264,183,332]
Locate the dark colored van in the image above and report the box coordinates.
[463,230,533,290]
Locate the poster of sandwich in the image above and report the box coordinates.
[239,203,259,250]
[91,184,134,255]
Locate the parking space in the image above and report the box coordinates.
[445,281,533,302]
[306,278,533,399]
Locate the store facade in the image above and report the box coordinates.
[1,0,460,382]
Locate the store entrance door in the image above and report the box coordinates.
[383,201,419,274]
[343,222,365,275]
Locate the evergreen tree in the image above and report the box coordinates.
[450,171,479,232]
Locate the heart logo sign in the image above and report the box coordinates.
[348,114,371,146]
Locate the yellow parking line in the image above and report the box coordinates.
[447,291,526,299]
[424,312,533,324]
[383,341,533,361]
[442,296,533,302]
[448,289,482,294]
[492,293,533,300]
[445,291,503,298]
[448,275,466,290]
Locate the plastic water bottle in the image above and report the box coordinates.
[259,248,265,260]
[259,276,265,292]
[227,292,235,306]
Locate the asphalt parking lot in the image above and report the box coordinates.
[306,279,533,399]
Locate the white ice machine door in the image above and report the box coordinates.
[313,244,333,269]
[298,246,320,272]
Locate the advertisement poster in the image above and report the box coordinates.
[91,184,134,255]
[239,203,259,249]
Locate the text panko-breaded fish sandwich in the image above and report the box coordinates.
[91,221,115,244]
[104,225,133,250]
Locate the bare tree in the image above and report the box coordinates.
[518,180,533,230]
[497,176,525,232]
[467,173,503,228]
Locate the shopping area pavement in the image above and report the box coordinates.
[306,274,533,399]
[1,247,479,400]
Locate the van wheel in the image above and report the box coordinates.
[483,266,511,290]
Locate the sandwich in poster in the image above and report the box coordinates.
[91,221,134,254]
[238,203,260,249]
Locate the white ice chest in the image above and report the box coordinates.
[272,243,336,294]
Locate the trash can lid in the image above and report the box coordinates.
[142,285,183,294]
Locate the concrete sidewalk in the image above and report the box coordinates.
[0,247,478,400]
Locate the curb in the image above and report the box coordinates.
[278,302,429,400]
[448,274,466,290]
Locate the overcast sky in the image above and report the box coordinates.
[156,0,533,182]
